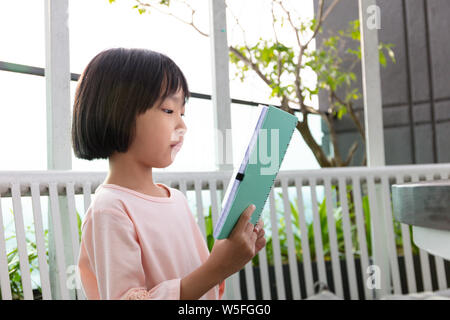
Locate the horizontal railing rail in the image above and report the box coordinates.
[2,163,449,196]
[0,163,449,300]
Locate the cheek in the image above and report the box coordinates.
[134,120,169,152]
[137,126,161,148]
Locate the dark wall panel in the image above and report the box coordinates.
[315,0,450,166]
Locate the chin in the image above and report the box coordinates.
[154,157,175,169]
[153,162,171,169]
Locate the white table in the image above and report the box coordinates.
[392,180,450,261]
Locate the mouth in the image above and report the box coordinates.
[170,141,183,149]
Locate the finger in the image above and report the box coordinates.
[255,236,266,252]
[251,230,258,242]
[245,220,255,234]
[256,228,265,239]
[234,204,255,235]
[253,219,263,232]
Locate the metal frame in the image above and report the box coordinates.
[401,0,416,164]
[422,0,438,163]
[0,61,284,109]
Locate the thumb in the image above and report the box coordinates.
[234,204,256,235]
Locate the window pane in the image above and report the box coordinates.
[226,0,316,107]
[0,0,45,67]
[69,0,212,95]
[0,71,46,170]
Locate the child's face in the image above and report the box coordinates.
[128,88,187,168]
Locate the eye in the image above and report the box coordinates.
[163,108,185,117]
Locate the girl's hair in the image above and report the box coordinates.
[71,47,190,160]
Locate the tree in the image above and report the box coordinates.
[109,0,395,167]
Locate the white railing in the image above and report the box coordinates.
[0,164,449,300]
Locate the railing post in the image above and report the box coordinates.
[45,0,74,299]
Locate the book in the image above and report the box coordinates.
[213,105,299,239]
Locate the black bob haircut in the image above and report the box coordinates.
[71,47,190,160]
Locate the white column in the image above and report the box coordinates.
[209,0,233,173]
[45,0,72,170]
[359,0,390,300]
[359,0,385,167]
[209,0,237,300]
[45,0,74,300]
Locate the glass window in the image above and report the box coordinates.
[0,71,46,170]
[226,0,316,107]
[69,0,212,95]
[0,0,45,67]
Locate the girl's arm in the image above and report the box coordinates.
[79,204,263,300]
[180,259,223,300]
[180,204,265,300]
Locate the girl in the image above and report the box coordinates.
[72,47,266,300]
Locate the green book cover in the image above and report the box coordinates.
[214,105,298,239]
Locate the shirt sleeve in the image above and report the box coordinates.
[219,280,226,300]
[80,209,181,300]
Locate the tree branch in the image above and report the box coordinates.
[229,46,274,88]
[331,91,365,143]
[321,111,343,166]
[303,0,341,50]
[344,141,359,166]
[297,113,332,167]
[135,0,209,37]
[274,0,306,111]
[271,2,283,88]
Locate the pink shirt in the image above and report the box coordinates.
[77,182,225,300]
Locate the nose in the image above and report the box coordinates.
[178,117,187,135]
[174,122,187,141]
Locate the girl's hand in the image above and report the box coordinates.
[206,204,266,281]
[253,219,266,253]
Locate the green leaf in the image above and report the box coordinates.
[346,48,361,59]
[337,106,347,119]
[379,49,386,67]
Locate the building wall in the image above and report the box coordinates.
[315,0,450,166]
